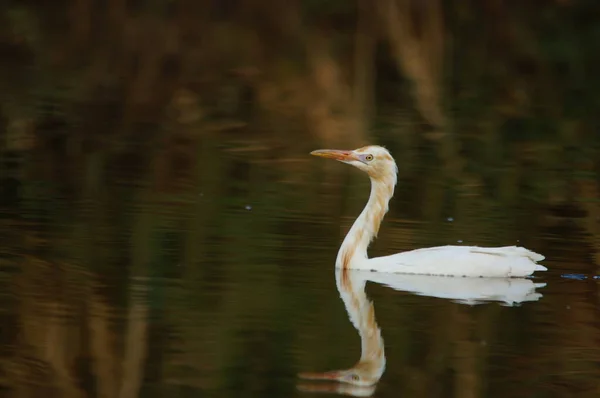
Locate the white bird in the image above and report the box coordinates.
[310,145,547,277]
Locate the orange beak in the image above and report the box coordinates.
[298,370,345,381]
[310,149,358,162]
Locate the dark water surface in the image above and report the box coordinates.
[0,143,599,398]
[2,1,600,396]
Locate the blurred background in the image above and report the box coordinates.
[0,0,599,397]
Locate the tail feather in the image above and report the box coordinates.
[514,246,545,262]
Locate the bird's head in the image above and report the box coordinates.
[298,363,381,387]
[310,145,398,182]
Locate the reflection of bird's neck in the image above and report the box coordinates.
[337,174,396,269]
[336,268,386,385]
[297,269,386,388]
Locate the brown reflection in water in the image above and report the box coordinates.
[0,1,599,397]
[0,177,599,397]
[3,255,149,398]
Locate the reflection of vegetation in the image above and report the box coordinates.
[0,0,600,397]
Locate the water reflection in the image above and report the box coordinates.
[298,267,386,396]
[364,272,546,306]
[298,267,547,396]
[297,382,376,397]
[1,1,600,395]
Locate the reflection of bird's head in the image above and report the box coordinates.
[310,145,398,182]
[298,359,384,387]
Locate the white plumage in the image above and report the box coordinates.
[364,245,546,277]
[311,145,547,278]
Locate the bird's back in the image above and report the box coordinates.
[356,245,546,277]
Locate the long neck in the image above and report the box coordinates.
[336,174,395,268]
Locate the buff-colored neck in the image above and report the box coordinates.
[336,173,396,269]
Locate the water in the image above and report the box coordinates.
[0,143,598,398]
[2,2,600,396]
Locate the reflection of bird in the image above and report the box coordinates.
[297,266,547,393]
[311,145,547,277]
[298,267,385,392]
[356,270,546,306]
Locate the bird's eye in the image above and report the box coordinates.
[350,374,360,381]
[364,154,374,161]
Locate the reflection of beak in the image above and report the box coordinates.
[298,370,345,381]
[310,149,358,162]
[297,382,376,397]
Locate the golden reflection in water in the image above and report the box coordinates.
[3,253,149,398]
[0,1,599,397]
[0,196,599,397]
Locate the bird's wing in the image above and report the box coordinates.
[365,245,547,277]
[466,245,545,262]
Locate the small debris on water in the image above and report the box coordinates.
[245,205,252,210]
[561,274,587,280]
[446,217,454,222]
[457,240,463,243]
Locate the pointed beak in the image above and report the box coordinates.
[298,370,345,381]
[310,149,358,162]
